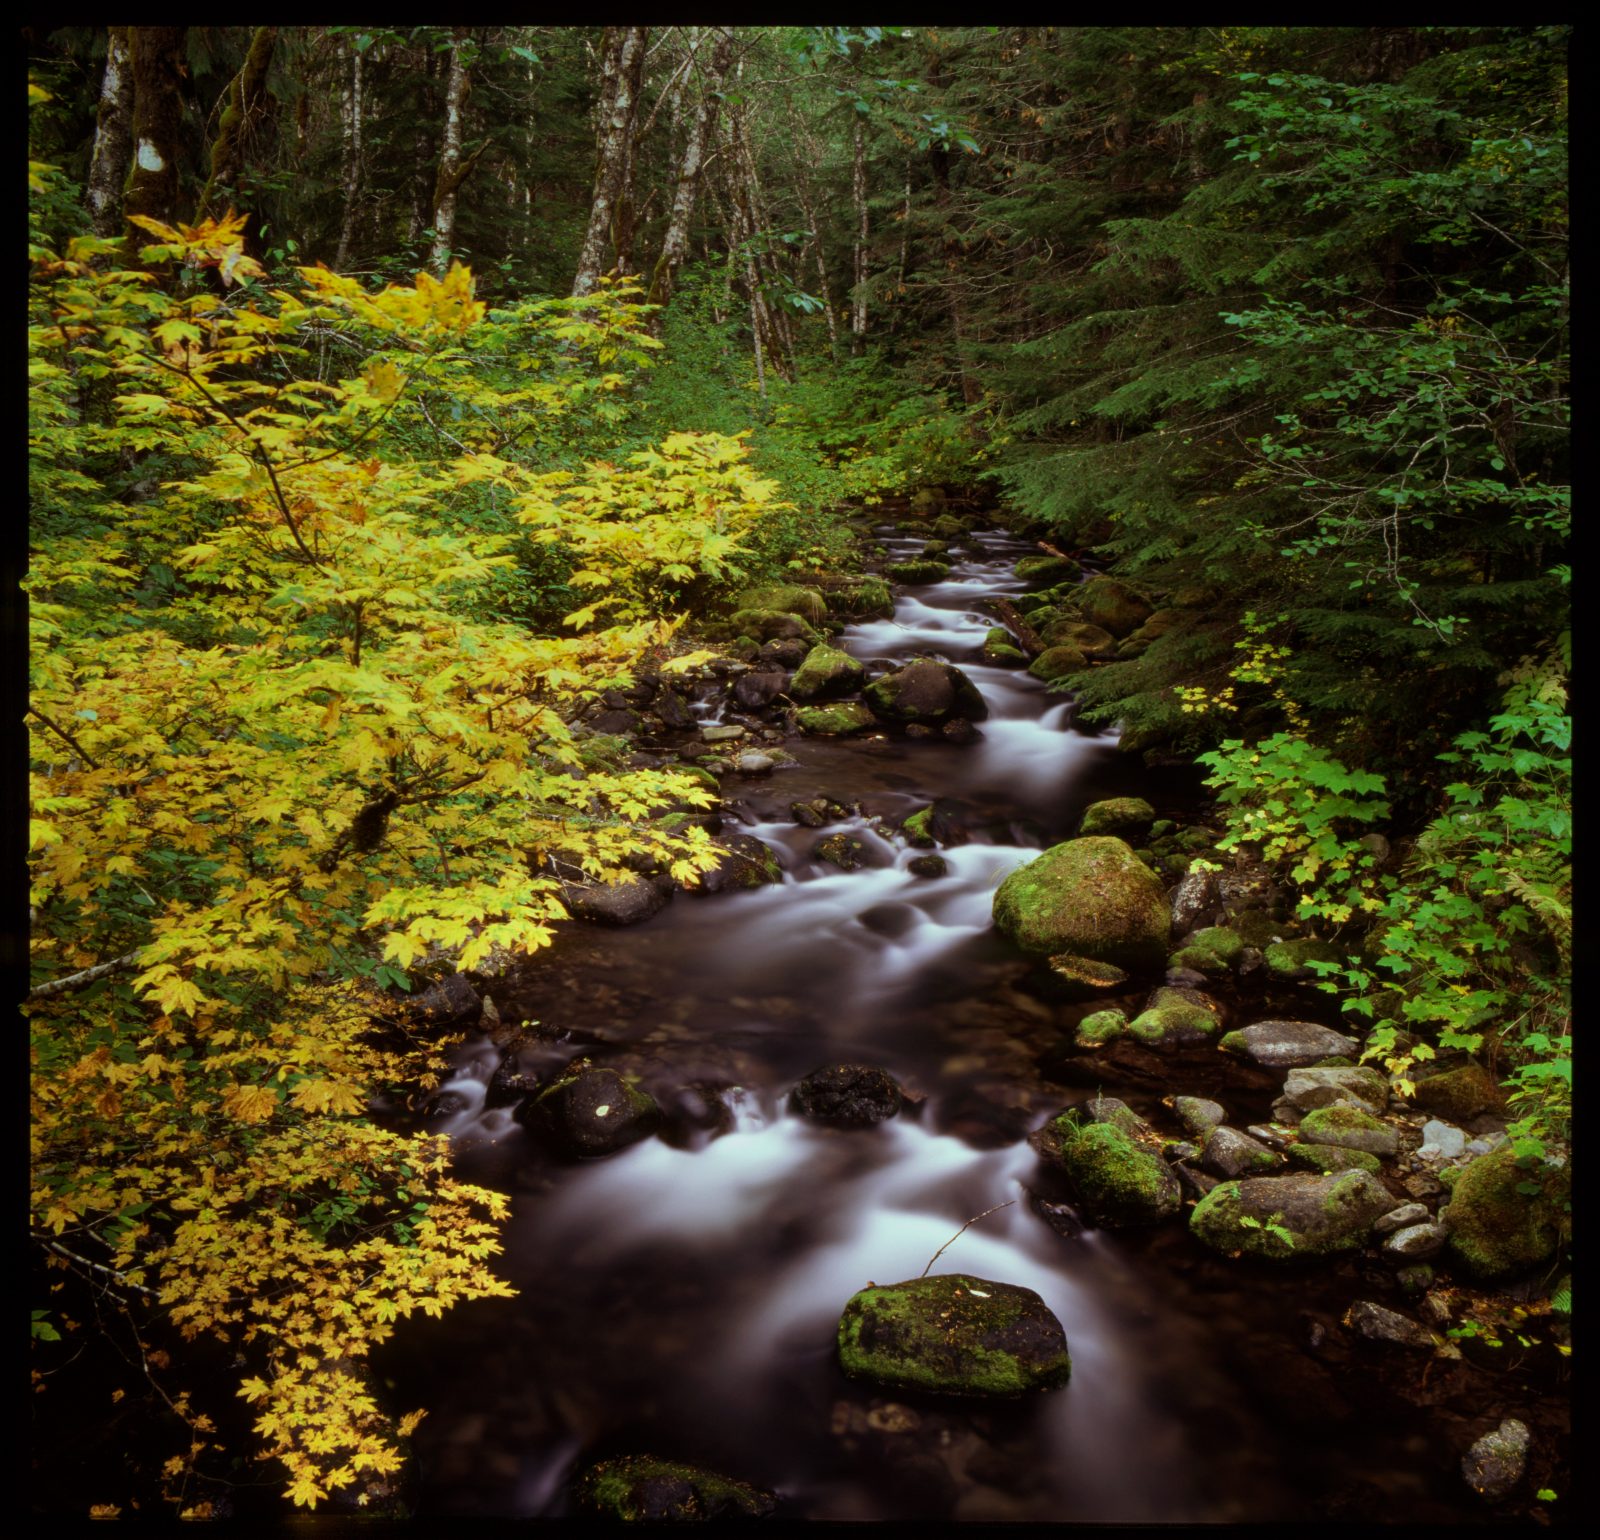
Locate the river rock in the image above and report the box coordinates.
[1219,1020,1359,1068]
[814,833,869,871]
[1202,1126,1284,1179]
[651,688,697,729]
[1461,1418,1531,1503]
[908,854,948,878]
[865,659,989,725]
[1412,1061,1502,1122]
[759,637,810,669]
[577,1456,776,1521]
[1127,1001,1220,1048]
[726,607,821,644]
[1014,554,1079,586]
[1282,1065,1389,1116]
[1383,1222,1449,1261]
[700,723,747,745]
[1038,618,1118,659]
[1027,645,1088,683]
[1263,936,1342,982]
[1077,576,1153,638]
[1344,1300,1434,1349]
[982,626,1027,664]
[941,716,980,744]
[837,1274,1072,1396]
[1169,866,1220,933]
[524,1066,660,1157]
[1047,953,1128,997]
[831,574,894,618]
[1419,1119,1467,1158]
[885,558,951,583]
[1075,1008,1128,1047]
[1078,796,1155,839]
[1173,1096,1226,1138]
[789,643,866,700]
[992,837,1170,971]
[1031,1104,1182,1226]
[733,670,787,710]
[790,1064,903,1127]
[699,833,784,892]
[736,582,828,626]
[1189,1169,1395,1260]
[795,701,877,735]
[411,971,482,1027]
[1373,1202,1430,1235]
[1296,1104,1400,1156]
[563,875,671,926]
[1442,1145,1570,1280]
[1287,1144,1382,1176]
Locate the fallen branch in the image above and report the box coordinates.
[992,598,1044,657]
[27,950,143,1001]
[920,1198,1016,1279]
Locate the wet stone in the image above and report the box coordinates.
[1172,1096,1226,1139]
[791,1064,903,1127]
[411,971,482,1027]
[1189,1169,1395,1260]
[524,1067,660,1158]
[1418,1119,1467,1158]
[1296,1104,1400,1157]
[1461,1418,1531,1503]
[907,854,948,878]
[1373,1202,1431,1235]
[1344,1300,1434,1349]
[1220,1020,1359,1069]
[1202,1126,1284,1179]
[563,875,671,926]
[1282,1065,1389,1116]
[577,1456,776,1521]
[813,833,870,871]
[734,751,775,775]
[1382,1223,1449,1262]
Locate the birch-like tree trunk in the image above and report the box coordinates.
[784,96,840,359]
[123,27,188,248]
[333,42,364,270]
[572,25,648,296]
[850,114,869,352]
[85,27,134,238]
[196,26,277,230]
[647,26,734,309]
[429,28,473,274]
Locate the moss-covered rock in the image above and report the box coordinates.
[1282,1066,1389,1116]
[901,806,938,847]
[788,643,865,700]
[735,583,828,626]
[700,832,784,891]
[1027,644,1088,683]
[908,854,948,878]
[577,1456,776,1521]
[1219,1020,1359,1068]
[1048,953,1129,997]
[1127,1003,1220,1048]
[837,1274,1072,1396]
[1032,1109,1182,1226]
[1079,796,1155,839]
[1296,1104,1400,1156]
[1188,925,1243,965]
[1412,1062,1503,1123]
[724,607,821,645]
[982,626,1027,664]
[992,837,1170,971]
[1172,1096,1226,1139]
[1264,936,1342,982]
[795,701,876,736]
[865,659,989,725]
[1077,576,1153,639]
[1116,608,1194,659]
[1189,1169,1395,1260]
[1014,553,1080,586]
[1287,1143,1382,1175]
[1075,1008,1128,1048]
[525,1067,660,1158]
[1443,1146,1570,1280]
[831,574,894,618]
[814,833,869,871]
[885,559,951,584]
[1168,944,1229,977]
[1039,617,1118,659]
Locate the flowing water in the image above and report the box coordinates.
[377,527,1504,1523]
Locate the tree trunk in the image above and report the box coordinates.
[850,114,869,353]
[889,159,912,334]
[85,27,134,238]
[930,140,981,404]
[647,26,733,311]
[333,41,364,270]
[572,25,648,296]
[429,28,474,274]
[784,97,840,358]
[609,29,650,277]
[196,25,277,236]
[123,27,188,251]
[408,49,438,248]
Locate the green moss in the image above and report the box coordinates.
[578,1456,775,1520]
[1027,644,1089,683]
[675,762,720,792]
[1079,797,1155,838]
[833,574,893,617]
[1127,1004,1218,1047]
[837,1274,1071,1396]
[724,607,822,645]
[1014,554,1080,585]
[794,702,876,736]
[1035,1115,1180,1225]
[789,643,865,700]
[1075,1008,1128,1047]
[1444,1145,1570,1280]
[1191,926,1243,964]
[1286,1143,1382,1176]
[1297,1103,1398,1155]
[902,807,937,847]
[885,559,951,583]
[1264,936,1342,981]
[735,583,828,626]
[1168,944,1229,977]
[982,626,1027,664]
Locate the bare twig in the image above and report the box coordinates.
[920,1198,1016,1279]
[27,950,143,1000]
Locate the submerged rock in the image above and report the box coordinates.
[837,1274,1072,1396]
[1188,1169,1395,1260]
[1219,1020,1359,1068]
[524,1066,660,1157]
[790,1064,903,1127]
[577,1456,776,1521]
[865,659,989,725]
[992,837,1170,971]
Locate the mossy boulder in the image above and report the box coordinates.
[908,854,948,878]
[1443,1146,1570,1280]
[790,1064,902,1127]
[1039,617,1118,659]
[525,1067,660,1158]
[992,837,1170,971]
[1075,1008,1128,1047]
[1282,1066,1389,1117]
[1048,953,1129,997]
[1079,796,1155,839]
[1185,925,1243,966]
[735,583,828,626]
[1032,1106,1182,1226]
[1014,553,1080,586]
[1264,936,1343,982]
[1287,1144,1382,1176]
[885,559,951,584]
[930,513,965,538]
[1296,1104,1400,1157]
[795,701,876,736]
[724,607,821,646]
[837,1274,1072,1396]
[982,626,1027,664]
[577,1456,776,1521]
[831,574,895,618]
[1189,1169,1395,1260]
[1077,576,1153,639]
[901,806,937,847]
[865,659,989,725]
[1172,1096,1226,1139]
[1027,644,1088,683]
[1116,608,1193,659]
[700,832,784,891]
[1127,1002,1220,1048]
[814,833,869,871]
[788,643,865,700]
[1412,1062,1503,1123]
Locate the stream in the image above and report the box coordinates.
[376,526,1517,1523]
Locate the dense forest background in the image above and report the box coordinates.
[28,25,1567,1517]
